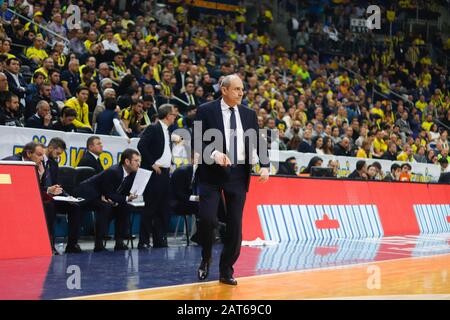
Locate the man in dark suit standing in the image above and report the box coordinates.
[137,104,177,249]
[74,148,140,252]
[78,136,104,174]
[194,74,270,285]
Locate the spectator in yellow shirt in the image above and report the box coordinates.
[421,114,434,131]
[338,71,350,86]
[64,87,92,131]
[26,34,48,65]
[24,11,45,36]
[84,30,98,53]
[356,139,372,158]
[370,101,385,120]
[32,57,54,82]
[413,34,425,46]
[415,95,428,112]
[372,129,388,158]
[397,144,414,162]
[114,29,132,53]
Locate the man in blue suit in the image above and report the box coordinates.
[193,74,270,285]
[75,148,140,252]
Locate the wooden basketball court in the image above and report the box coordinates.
[70,251,450,300]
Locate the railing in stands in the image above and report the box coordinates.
[338,63,404,107]
[339,63,450,132]
[6,8,70,45]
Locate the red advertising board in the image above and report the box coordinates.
[0,163,52,259]
[243,176,450,241]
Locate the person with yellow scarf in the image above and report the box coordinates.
[110,52,127,82]
[159,70,172,99]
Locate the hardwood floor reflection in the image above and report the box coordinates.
[74,253,450,300]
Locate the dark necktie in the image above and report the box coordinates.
[117,175,131,194]
[43,161,52,187]
[97,158,103,172]
[229,107,238,166]
[191,172,198,196]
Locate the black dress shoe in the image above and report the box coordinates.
[152,243,169,248]
[137,243,151,250]
[219,277,238,286]
[65,244,83,254]
[153,238,168,248]
[114,243,129,251]
[93,246,108,253]
[190,233,199,244]
[198,259,211,281]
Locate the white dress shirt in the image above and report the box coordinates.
[180,72,186,90]
[120,166,132,202]
[219,99,245,162]
[192,164,198,183]
[43,154,49,168]
[89,151,99,160]
[155,120,172,168]
[186,93,195,105]
[101,39,120,53]
[122,166,129,180]
[9,72,26,107]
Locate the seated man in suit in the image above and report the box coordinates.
[40,138,83,254]
[170,153,227,245]
[25,100,53,129]
[52,107,78,132]
[74,148,140,252]
[2,141,45,163]
[78,136,104,174]
[170,153,200,217]
[2,139,83,254]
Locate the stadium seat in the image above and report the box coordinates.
[57,166,76,195]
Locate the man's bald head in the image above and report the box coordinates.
[220,74,244,107]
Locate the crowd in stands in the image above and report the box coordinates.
[0,0,449,182]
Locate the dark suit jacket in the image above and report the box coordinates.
[5,71,27,103]
[137,121,168,171]
[333,144,352,157]
[174,71,187,95]
[145,96,159,120]
[348,170,364,180]
[176,92,197,114]
[2,154,23,161]
[170,164,199,215]
[438,172,450,184]
[78,151,104,174]
[42,156,58,189]
[171,164,196,204]
[25,114,52,129]
[194,99,269,191]
[2,154,56,194]
[297,141,315,153]
[74,164,135,205]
